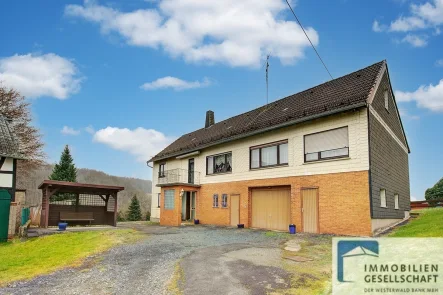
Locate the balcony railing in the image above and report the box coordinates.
[158,168,200,186]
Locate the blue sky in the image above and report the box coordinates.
[1,0,442,200]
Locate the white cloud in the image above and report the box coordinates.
[140,76,211,91]
[0,53,82,99]
[85,125,95,134]
[399,108,420,120]
[401,34,428,47]
[389,16,427,32]
[61,126,81,135]
[65,0,319,68]
[93,127,175,162]
[395,79,443,112]
[435,59,443,67]
[411,0,443,25]
[372,20,387,32]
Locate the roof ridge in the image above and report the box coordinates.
[182,60,385,137]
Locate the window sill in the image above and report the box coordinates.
[303,157,350,165]
[220,207,229,209]
[206,172,232,177]
[380,206,388,208]
[250,164,288,171]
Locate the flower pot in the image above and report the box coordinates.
[194,219,200,225]
[237,224,244,229]
[58,222,68,231]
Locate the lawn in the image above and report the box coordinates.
[389,208,443,237]
[0,229,142,286]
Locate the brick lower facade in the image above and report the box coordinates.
[160,170,372,236]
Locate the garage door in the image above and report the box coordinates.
[251,187,291,231]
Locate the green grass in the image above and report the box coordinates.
[0,229,142,285]
[389,208,443,237]
[273,235,332,295]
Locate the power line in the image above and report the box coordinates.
[285,0,333,80]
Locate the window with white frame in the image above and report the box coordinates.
[250,140,288,169]
[394,194,399,209]
[158,163,166,178]
[207,152,232,175]
[380,189,387,208]
[164,190,175,210]
[213,194,219,207]
[304,127,349,162]
[221,194,228,208]
[384,90,389,110]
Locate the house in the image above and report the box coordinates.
[148,60,410,236]
[0,115,21,241]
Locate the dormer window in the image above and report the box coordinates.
[384,90,389,110]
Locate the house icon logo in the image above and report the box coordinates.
[337,240,379,282]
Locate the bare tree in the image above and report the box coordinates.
[0,85,45,176]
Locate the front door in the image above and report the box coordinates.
[190,192,196,220]
[0,190,11,242]
[188,158,194,184]
[302,188,319,233]
[230,194,240,226]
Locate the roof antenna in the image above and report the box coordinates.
[266,54,270,106]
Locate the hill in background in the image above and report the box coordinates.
[17,164,152,216]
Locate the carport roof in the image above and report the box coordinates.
[38,180,124,195]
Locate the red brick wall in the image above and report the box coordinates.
[158,171,372,236]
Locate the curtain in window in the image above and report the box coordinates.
[279,143,288,164]
[261,146,277,166]
[207,156,214,174]
[251,149,259,168]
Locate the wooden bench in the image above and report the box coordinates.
[60,212,94,225]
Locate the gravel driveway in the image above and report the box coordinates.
[1,224,293,295]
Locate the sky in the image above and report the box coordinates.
[0,0,442,200]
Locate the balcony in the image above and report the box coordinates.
[157,168,201,187]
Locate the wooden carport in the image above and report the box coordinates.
[39,180,124,228]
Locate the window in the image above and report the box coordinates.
[304,127,349,162]
[207,152,232,175]
[221,194,228,208]
[250,141,288,169]
[159,163,165,178]
[394,194,399,210]
[380,189,387,208]
[384,90,389,110]
[164,190,175,210]
[213,194,219,207]
[157,193,161,208]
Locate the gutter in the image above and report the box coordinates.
[148,102,367,163]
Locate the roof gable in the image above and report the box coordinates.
[150,60,386,162]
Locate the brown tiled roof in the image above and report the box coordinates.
[0,115,22,159]
[150,60,385,162]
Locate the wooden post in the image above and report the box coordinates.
[113,193,118,227]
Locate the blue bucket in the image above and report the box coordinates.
[58,222,68,231]
[289,224,296,234]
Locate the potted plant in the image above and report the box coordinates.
[58,222,68,231]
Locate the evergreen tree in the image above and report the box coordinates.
[127,195,142,221]
[49,145,77,182]
[49,145,77,201]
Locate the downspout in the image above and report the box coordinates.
[366,105,373,219]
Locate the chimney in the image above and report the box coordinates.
[205,110,215,128]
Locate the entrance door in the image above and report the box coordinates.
[302,188,319,233]
[251,187,290,231]
[190,192,196,220]
[230,195,240,226]
[188,158,194,184]
[0,190,11,242]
